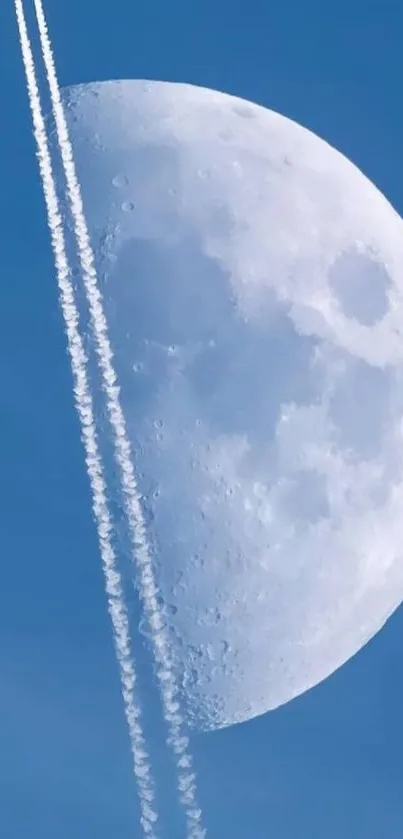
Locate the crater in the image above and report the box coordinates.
[329,248,391,326]
[233,105,255,120]
[112,173,129,188]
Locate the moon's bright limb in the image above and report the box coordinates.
[63,79,403,731]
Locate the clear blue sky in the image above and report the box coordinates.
[1,1,403,837]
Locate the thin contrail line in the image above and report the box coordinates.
[33,2,205,836]
[14,2,158,835]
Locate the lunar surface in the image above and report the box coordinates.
[62,79,403,730]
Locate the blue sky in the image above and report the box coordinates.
[1,1,403,837]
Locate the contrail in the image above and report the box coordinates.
[14,2,158,835]
[33,2,205,836]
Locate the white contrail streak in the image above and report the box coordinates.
[14,2,158,835]
[33,2,205,836]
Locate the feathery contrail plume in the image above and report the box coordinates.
[14,2,158,834]
[33,2,205,836]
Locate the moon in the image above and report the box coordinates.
[62,79,403,731]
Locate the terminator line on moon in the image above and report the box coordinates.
[62,79,403,731]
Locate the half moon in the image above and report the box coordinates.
[62,80,403,730]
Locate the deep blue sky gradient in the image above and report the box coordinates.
[1,1,403,837]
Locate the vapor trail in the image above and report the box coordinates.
[14,2,158,835]
[33,2,205,836]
